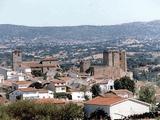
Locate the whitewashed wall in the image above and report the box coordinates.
[110,100,150,120]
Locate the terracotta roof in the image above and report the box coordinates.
[51,80,66,84]
[111,89,133,95]
[42,57,58,61]
[18,88,48,93]
[34,98,65,104]
[59,77,71,81]
[86,93,150,107]
[67,88,82,92]
[21,61,40,67]
[13,81,32,85]
[3,80,13,86]
[97,79,113,84]
[85,95,124,106]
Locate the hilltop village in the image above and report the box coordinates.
[0,49,159,119]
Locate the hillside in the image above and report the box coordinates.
[1,20,160,43]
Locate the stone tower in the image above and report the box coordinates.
[103,50,112,66]
[119,50,127,72]
[103,49,127,71]
[80,60,91,73]
[12,50,22,71]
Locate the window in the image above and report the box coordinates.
[110,86,113,90]
[61,87,65,90]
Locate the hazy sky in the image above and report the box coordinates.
[1,0,160,26]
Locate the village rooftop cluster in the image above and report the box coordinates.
[0,49,158,119]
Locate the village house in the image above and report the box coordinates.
[9,88,53,101]
[97,79,114,94]
[12,81,32,90]
[84,93,150,120]
[68,89,92,101]
[47,80,66,93]
[111,89,134,98]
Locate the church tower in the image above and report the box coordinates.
[12,50,22,71]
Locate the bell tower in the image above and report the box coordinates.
[12,50,22,71]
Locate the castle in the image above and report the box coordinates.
[12,50,59,75]
[80,49,131,80]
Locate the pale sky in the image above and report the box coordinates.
[0,0,160,26]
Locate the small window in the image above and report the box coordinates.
[61,88,65,90]
[110,86,113,90]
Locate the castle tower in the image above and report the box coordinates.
[80,60,91,73]
[119,50,127,72]
[103,50,113,66]
[113,50,120,67]
[12,50,22,71]
[103,49,127,71]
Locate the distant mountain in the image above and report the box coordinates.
[1,20,160,43]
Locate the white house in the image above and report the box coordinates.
[0,74,4,83]
[69,90,92,101]
[0,67,17,80]
[98,79,114,93]
[84,93,150,120]
[9,88,53,101]
[47,80,66,93]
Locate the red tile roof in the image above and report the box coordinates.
[111,89,133,95]
[85,95,124,106]
[51,80,66,84]
[18,88,48,93]
[13,81,32,85]
[42,57,58,61]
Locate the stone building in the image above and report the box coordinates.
[20,57,59,75]
[94,50,127,79]
[103,50,127,72]
[80,49,129,80]
[12,50,22,71]
[80,60,91,73]
[11,50,59,77]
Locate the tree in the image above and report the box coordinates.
[89,109,111,120]
[4,100,83,120]
[54,92,72,100]
[60,103,84,120]
[31,70,43,77]
[114,76,135,93]
[29,82,43,89]
[91,84,101,98]
[139,85,156,104]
